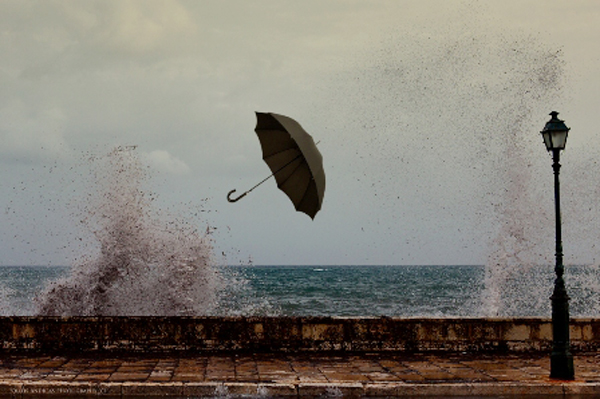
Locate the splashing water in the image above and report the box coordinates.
[324,10,600,317]
[35,147,230,316]
[15,6,600,317]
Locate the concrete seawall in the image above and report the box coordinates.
[2,316,600,353]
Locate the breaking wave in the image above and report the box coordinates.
[35,147,235,316]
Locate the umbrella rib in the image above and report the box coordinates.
[263,140,320,160]
[263,146,298,160]
[245,152,304,195]
[296,186,314,214]
[276,158,306,189]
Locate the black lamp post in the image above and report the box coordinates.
[540,111,574,380]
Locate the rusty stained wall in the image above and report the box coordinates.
[1,317,599,353]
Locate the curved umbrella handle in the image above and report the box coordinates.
[227,189,248,203]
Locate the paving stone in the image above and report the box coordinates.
[448,370,494,382]
[564,383,600,394]
[364,383,404,397]
[108,372,149,382]
[378,359,404,368]
[257,382,297,397]
[90,359,122,367]
[298,375,328,383]
[221,382,261,395]
[174,366,204,374]
[36,358,68,368]
[147,370,173,380]
[366,371,401,382]
[0,352,598,396]
[96,382,124,396]
[418,371,462,381]
[324,372,370,382]
[19,372,46,380]
[43,372,78,381]
[74,373,111,382]
[0,369,23,378]
[171,373,205,382]
[182,382,221,396]
[392,371,426,381]
[298,382,364,398]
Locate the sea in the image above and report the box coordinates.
[1,264,598,318]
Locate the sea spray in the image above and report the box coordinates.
[0,284,16,316]
[35,147,230,316]
[327,14,572,314]
[478,111,553,316]
[473,44,567,316]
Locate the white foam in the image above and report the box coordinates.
[35,147,227,316]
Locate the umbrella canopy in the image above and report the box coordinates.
[227,112,325,219]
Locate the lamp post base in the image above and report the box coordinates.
[550,352,574,380]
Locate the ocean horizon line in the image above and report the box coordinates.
[0,263,486,268]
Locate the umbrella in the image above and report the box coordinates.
[227,112,325,219]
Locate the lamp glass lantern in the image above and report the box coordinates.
[541,111,570,151]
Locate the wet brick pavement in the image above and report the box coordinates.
[0,352,599,397]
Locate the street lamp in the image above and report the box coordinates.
[540,111,574,380]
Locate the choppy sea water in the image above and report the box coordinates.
[1,265,598,317]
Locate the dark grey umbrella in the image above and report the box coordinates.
[227,112,325,219]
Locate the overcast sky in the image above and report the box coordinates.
[1,1,600,266]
